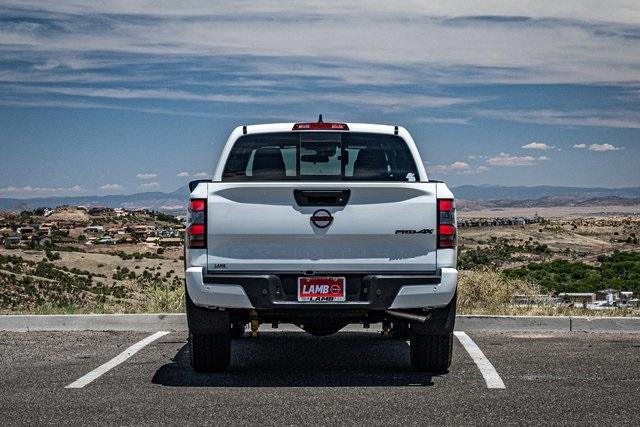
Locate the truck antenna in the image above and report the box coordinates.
[318,114,323,123]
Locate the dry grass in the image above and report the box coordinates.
[0,277,185,315]
[457,269,640,317]
[457,268,541,308]
[139,281,185,313]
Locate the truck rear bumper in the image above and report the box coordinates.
[186,267,457,310]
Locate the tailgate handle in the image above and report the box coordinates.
[294,189,350,206]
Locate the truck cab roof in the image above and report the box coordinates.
[236,122,403,136]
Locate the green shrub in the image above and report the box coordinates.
[504,251,640,294]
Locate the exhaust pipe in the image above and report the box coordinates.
[385,309,430,323]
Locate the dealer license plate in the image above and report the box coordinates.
[297,277,346,302]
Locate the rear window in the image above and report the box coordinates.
[222,132,419,182]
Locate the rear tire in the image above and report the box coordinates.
[190,332,231,372]
[410,332,453,373]
[390,321,411,339]
[230,323,245,339]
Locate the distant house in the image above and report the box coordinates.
[145,236,160,246]
[53,236,76,244]
[39,222,56,235]
[4,236,21,248]
[18,226,36,238]
[596,289,620,303]
[96,237,117,245]
[113,208,129,218]
[132,225,154,239]
[558,292,596,307]
[114,234,135,244]
[84,225,104,234]
[158,237,182,247]
[157,228,183,238]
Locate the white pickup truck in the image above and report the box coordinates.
[185,118,458,373]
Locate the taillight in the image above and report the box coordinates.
[437,199,456,249]
[188,198,206,249]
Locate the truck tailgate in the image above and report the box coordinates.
[205,182,438,272]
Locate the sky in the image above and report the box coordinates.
[0,0,639,198]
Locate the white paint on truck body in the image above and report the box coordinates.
[187,122,458,308]
[205,181,438,272]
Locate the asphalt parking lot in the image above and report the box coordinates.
[1,328,639,425]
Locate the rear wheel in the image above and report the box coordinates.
[410,332,453,373]
[230,322,245,339]
[190,332,231,372]
[390,321,411,339]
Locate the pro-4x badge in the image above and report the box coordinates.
[395,228,434,234]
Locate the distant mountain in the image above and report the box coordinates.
[470,195,640,209]
[452,185,640,201]
[0,185,638,212]
[0,190,189,213]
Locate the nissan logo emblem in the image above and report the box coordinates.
[310,209,333,228]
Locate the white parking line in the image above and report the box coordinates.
[454,331,505,389]
[65,331,170,389]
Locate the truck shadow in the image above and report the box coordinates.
[152,332,444,387]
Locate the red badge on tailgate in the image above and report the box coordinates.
[298,277,346,302]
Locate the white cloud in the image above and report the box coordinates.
[573,142,624,151]
[14,86,262,104]
[522,142,554,150]
[0,1,639,93]
[0,185,87,197]
[413,116,471,125]
[537,156,549,161]
[428,161,472,175]
[4,85,476,111]
[588,143,624,152]
[4,2,640,27]
[98,184,124,192]
[428,161,492,175]
[0,98,216,118]
[486,153,540,167]
[136,172,157,180]
[476,110,640,129]
[176,172,190,177]
[450,162,471,171]
[138,181,161,189]
[193,172,210,178]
